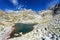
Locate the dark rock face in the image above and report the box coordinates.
[49,3,60,15]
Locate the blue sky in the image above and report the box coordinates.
[0,0,60,11]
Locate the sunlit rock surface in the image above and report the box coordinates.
[0,8,60,40]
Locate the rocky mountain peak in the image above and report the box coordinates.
[49,3,60,15]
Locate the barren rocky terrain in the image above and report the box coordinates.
[0,4,60,40]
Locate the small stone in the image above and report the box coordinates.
[45,28,47,30]
[41,37,45,40]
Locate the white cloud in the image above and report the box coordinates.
[17,4,24,10]
[5,9,15,12]
[9,0,24,10]
[10,0,18,5]
[5,9,22,13]
[47,0,60,8]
